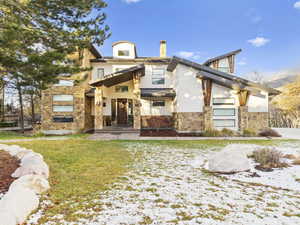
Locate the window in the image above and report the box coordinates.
[54,80,74,86]
[118,50,130,56]
[152,101,165,107]
[217,67,230,73]
[213,108,235,116]
[93,68,104,81]
[115,86,128,93]
[152,68,165,85]
[53,95,73,102]
[53,105,73,112]
[214,119,235,128]
[53,116,74,123]
[213,98,235,105]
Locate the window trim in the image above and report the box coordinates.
[213,108,236,117]
[115,86,129,93]
[53,105,74,113]
[152,100,165,107]
[54,80,74,87]
[213,119,236,128]
[118,50,130,57]
[152,68,165,85]
[213,98,235,105]
[53,95,74,102]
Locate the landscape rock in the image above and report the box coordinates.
[0,209,17,225]
[0,186,39,224]
[208,145,252,173]
[12,158,49,179]
[9,175,50,194]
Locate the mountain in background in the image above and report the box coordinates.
[264,74,300,89]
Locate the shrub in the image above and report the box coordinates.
[258,128,281,137]
[202,129,221,137]
[242,129,257,137]
[220,128,237,137]
[253,148,287,169]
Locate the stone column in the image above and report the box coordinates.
[203,106,213,130]
[133,74,141,130]
[239,106,248,131]
[94,86,103,130]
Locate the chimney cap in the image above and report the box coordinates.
[160,40,167,43]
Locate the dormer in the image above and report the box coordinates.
[204,49,242,74]
[112,41,137,59]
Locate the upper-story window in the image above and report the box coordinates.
[115,86,128,93]
[93,68,104,81]
[54,80,74,87]
[217,58,230,73]
[118,50,130,57]
[152,68,165,85]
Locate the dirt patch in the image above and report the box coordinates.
[0,150,20,193]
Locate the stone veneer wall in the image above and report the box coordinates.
[239,106,269,131]
[41,86,86,132]
[141,116,174,129]
[84,96,94,131]
[173,112,204,132]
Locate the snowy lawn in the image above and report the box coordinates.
[16,140,300,224]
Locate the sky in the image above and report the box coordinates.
[97,0,300,79]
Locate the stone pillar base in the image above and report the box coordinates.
[203,106,213,130]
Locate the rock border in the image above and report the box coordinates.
[0,144,50,225]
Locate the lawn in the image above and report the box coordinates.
[12,139,134,223]
[6,138,298,224]
[0,131,89,140]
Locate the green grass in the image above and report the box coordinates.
[12,140,133,223]
[0,131,89,140]
[5,138,297,223]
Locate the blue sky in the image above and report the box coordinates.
[98,0,300,78]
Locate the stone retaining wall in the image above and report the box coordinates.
[173,112,204,133]
[239,106,269,131]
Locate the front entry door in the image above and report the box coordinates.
[117,99,128,125]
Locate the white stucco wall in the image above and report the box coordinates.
[247,91,268,112]
[141,99,173,116]
[173,64,203,113]
[112,42,136,59]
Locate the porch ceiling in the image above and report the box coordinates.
[89,64,145,87]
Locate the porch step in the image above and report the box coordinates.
[95,129,140,134]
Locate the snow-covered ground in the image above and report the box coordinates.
[28,142,300,225]
[273,128,300,140]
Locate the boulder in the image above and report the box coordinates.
[15,150,33,160]
[12,158,49,179]
[9,175,50,194]
[0,209,16,225]
[208,145,252,173]
[0,186,39,224]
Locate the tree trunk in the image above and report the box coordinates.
[17,85,24,133]
[30,94,35,124]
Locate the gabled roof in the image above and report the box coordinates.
[203,49,242,66]
[89,64,145,87]
[167,56,280,95]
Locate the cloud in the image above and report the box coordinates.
[248,37,270,47]
[176,51,202,60]
[122,0,141,3]
[294,1,300,9]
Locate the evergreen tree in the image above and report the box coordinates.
[0,0,110,131]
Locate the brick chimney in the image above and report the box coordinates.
[160,40,167,58]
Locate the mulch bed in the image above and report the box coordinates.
[0,151,20,193]
[140,129,203,137]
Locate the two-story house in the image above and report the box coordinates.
[40,41,279,135]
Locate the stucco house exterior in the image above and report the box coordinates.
[40,41,279,135]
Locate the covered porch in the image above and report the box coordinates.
[88,65,145,131]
